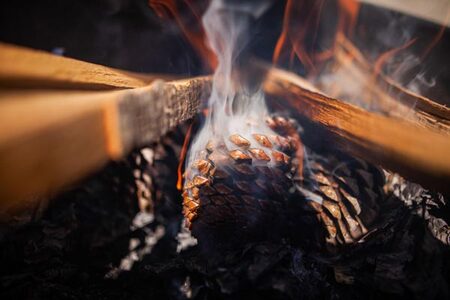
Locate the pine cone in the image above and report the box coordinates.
[182,116,302,244]
[296,152,386,255]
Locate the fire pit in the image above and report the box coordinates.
[0,0,449,299]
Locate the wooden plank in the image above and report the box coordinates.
[264,67,450,192]
[0,42,174,90]
[0,77,210,213]
[334,35,450,133]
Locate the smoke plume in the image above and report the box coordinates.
[186,0,276,167]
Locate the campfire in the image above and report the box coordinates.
[0,0,449,299]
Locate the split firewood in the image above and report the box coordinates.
[318,34,450,133]
[0,77,210,212]
[263,67,450,193]
[0,42,175,90]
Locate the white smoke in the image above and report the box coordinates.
[186,0,276,167]
[315,6,439,113]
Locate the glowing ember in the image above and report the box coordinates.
[228,149,252,162]
[248,148,271,161]
[253,134,273,148]
[229,134,251,148]
[192,159,212,175]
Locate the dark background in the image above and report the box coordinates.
[0,0,207,75]
[0,0,283,76]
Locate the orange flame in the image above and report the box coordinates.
[336,0,360,39]
[373,38,418,76]
[273,0,360,74]
[273,0,325,73]
[272,0,294,66]
[149,0,217,70]
[373,5,449,77]
[176,122,194,190]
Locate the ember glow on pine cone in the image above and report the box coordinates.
[182,116,302,238]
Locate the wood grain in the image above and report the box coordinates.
[0,42,173,90]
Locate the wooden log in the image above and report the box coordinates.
[317,34,450,134]
[0,77,211,213]
[0,42,175,90]
[340,35,450,129]
[263,67,450,193]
